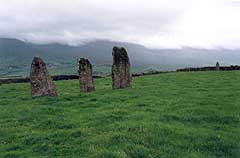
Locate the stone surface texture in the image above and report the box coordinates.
[30,57,57,98]
[112,46,132,89]
[78,58,95,92]
[216,62,220,71]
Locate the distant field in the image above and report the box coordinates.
[0,71,239,158]
[0,64,171,78]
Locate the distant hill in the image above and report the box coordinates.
[0,38,239,77]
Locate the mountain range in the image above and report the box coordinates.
[0,38,239,77]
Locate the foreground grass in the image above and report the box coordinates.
[0,71,239,158]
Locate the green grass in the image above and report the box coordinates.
[0,71,239,158]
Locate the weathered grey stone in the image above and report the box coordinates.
[216,62,220,71]
[30,57,57,98]
[78,58,95,92]
[112,46,132,89]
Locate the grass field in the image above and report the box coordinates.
[0,71,239,158]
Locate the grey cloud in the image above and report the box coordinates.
[0,0,240,49]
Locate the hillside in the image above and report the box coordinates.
[1,38,240,78]
[0,71,239,158]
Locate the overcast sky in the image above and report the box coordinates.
[0,0,240,49]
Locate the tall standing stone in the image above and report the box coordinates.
[30,57,57,98]
[112,46,132,89]
[216,61,220,71]
[78,58,95,92]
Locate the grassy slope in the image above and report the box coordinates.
[0,71,239,158]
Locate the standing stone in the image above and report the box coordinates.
[216,61,220,71]
[112,46,132,89]
[30,57,57,98]
[78,58,95,92]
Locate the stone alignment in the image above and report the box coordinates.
[30,57,57,98]
[112,46,132,89]
[78,58,95,92]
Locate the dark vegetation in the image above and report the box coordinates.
[177,65,240,72]
[1,66,240,85]
[0,71,168,85]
